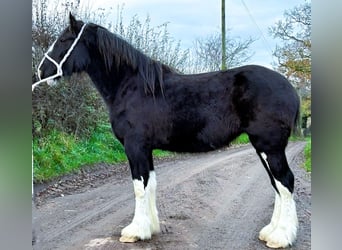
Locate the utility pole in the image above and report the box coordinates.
[221,0,227,70]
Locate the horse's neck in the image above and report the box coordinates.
[86,61,133,104]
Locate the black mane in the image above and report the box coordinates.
[96,26,164,94]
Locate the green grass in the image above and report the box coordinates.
[231,133,250,145]
[231,133,312,173]
[33,124,126,182]
[303,137,311,172]
[33,124,171,182]
[231,133,311,173]
[289,135,302,141]
[32,130,254,183]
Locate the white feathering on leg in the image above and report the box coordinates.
[146,171,160,234]
[265,180,298,248]
[259,153,298,248]
[120,178,152,243]
[259,191,281,242]
[259,153,281,242]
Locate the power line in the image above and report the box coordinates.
[240,0,273,58]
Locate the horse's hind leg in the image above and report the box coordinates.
[257,150,298,248]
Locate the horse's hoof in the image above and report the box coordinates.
[119,235,139,243]
[264,228,293,249]
[259,224,274,242]
[266,240,289,249]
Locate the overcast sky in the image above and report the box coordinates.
[81,0,306,68]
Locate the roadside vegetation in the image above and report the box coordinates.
[232,133,250,145]
[32,0,311,182]
[33,123,122,182]
[33,130,311,182]
[303,137,311,172]
[33,128,250,182]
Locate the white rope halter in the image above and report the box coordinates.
[32,23,87,92]
[31,23,87,197]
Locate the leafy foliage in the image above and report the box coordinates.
[112,7,189,72]
[269,1,311,122]
[270,2,311,85]
[32,74,107,138]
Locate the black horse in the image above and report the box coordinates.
[37,14,300,248]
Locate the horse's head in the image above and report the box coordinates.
[38,13,91,84]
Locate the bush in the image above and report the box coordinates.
[32,74,107,139]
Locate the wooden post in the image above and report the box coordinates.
[221,0,227,70]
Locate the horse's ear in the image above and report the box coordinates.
[69,12,78,32]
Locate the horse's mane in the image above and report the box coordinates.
[96,25,165,95]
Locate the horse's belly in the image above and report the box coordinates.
[159,134,229,153]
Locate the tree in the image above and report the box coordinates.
[270,2,311,95]
[112,7,189,72]
[269,1,311,127]
[190,32,255,73]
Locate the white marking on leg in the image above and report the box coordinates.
[120,177,152,243]
[265,180,298,248]
[259,152,298,248]
[260,152,267,163]
[259,192,281,242]
[259,152,281,241]
[146,171,160,234]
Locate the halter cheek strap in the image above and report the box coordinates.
[32,23,87,92]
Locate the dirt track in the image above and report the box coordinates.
[33,142,311,250]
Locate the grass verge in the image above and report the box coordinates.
[33,124,126,182]
[33,129,250,183]
[33,124,172,182]
[231,133,250,145]
[303,137,311,172]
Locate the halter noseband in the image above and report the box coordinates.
[32,23,87,91]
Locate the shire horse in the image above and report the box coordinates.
[36,14,300,248]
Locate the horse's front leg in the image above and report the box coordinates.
[119,142,160,243]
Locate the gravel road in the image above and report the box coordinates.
[33,141,311,250]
